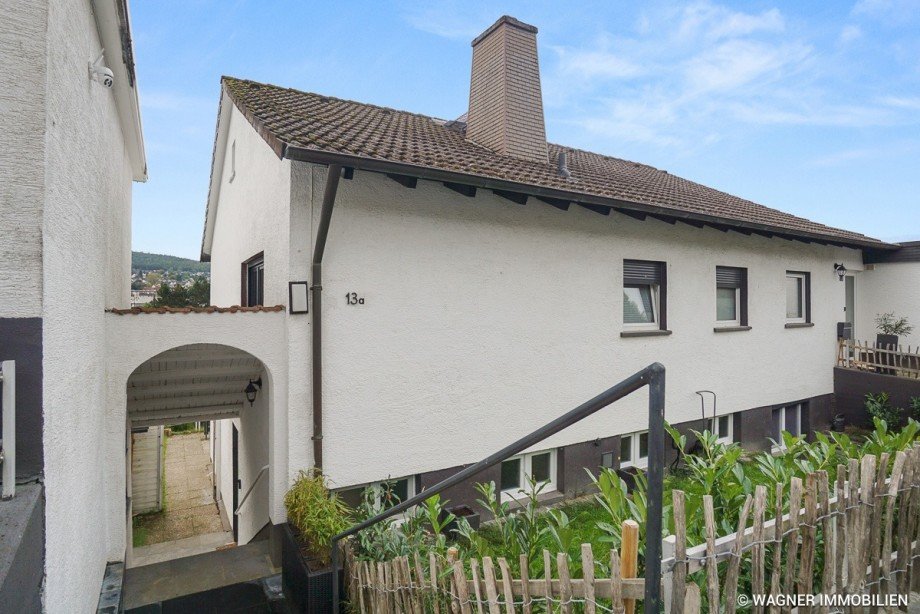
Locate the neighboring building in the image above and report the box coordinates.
[131,289,156,307]
[859,242,920,347]
[199,14,911,522]
[0,0,146,611]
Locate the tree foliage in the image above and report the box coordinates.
[149,277,210,308]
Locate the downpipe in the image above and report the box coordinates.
[311,163,343,471]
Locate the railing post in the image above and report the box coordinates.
[1,360,15,500]
[645,363,666,612]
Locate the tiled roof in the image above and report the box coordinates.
[221,76,891,249]
[106,305,285,315]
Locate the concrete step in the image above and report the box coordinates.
[123,539,280,611]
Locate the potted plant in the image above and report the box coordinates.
[282,469,350,613]
[875,312,913,349]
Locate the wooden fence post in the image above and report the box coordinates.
[582,543,596,614]
[610,549,624,614]
[621,519,639,614]
[702,495,720,614]
[519,554,531,614]
[724,494,752,614]
[671,490,688,614]
[751,485,766,614]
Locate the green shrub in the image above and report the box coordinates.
[865,392,902,427]
[284,469,351,564]
[875,312,914,336]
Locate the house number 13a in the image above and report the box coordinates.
[345,292,365,305]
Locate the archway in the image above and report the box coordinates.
[125,343,272,568]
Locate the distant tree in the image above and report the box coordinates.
[131,279,145,290]
[145,271,163,287]
[149,278,210,308]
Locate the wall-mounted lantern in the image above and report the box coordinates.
[245,377,262,406]
[834,263,847,281]
[289,281,309,314]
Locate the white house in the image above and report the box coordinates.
[1,0,146,611]
[200,14,910,527]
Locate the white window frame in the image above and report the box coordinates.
[706,414,734,444]
[785,273,807,324]
[623,284,660,330]
[715,286,741,326]
[340,476,416,511]
[619,431,649,469]
[772,404,802,451]
[500,449,557,499]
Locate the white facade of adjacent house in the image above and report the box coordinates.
[856,248,920,347]
[1,0,147,611]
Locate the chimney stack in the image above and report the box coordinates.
[466,16,548,164]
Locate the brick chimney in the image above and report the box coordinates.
[467,16,548,164]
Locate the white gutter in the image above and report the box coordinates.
[200,89,232,261]
[91,0,147,181]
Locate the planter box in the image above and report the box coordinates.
[280,523,344,613]
[440,505,481,537]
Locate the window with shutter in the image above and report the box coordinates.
[623,260,666,331]
[716,266,747,326]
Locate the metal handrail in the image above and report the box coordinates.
[331,362,666,612]
[234,464,269,516]
[1,360,15,500]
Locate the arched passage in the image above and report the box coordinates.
[125,343,273,568]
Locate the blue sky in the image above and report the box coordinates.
[131,0,920,260]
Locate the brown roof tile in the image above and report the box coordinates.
[221,76,891,249]
[106,305,285,315]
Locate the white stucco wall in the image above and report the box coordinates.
[104,311,289,559]
[307,169,863,488]
[40,0,136,610]
[0,0,46,318]
[213,378,271,545]
[207,119,865,500]
[856,262,920,347]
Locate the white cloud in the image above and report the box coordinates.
[552,46,644,80]
[401,4,491,41]
[683,39,811,94]
[675,2,785,43]
[839,25,863,43]
[878,96,920,109]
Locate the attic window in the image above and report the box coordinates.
[229,140,236,183]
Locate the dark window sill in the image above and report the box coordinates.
[620,329,673,338]
[785,322,814,329]
[714,325,752,333]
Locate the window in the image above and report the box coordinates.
[772,403,803,449]
[500,449,557,496]
[619,431,649,469]
[337,476,416,511]
[706,414,733,444]
[623,260,667,331]
[785,272,810,324]
[716,267,747,326]
[242,253,264,306]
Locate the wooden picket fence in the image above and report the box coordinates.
[837,338,920,379]
[345,445,920,613]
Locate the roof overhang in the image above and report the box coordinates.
[280,146,898,252]
[91,0,147,181]
[200,88,232,261]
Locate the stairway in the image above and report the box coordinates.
[123,539,289,613]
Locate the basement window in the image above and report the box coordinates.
[706,414,734,444]
[619,431,649,469]
[772,403,803,450]
[500,449,557,498]
[337,476,416,511]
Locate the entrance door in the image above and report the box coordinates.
[232,425,240,543]
[845,276,856,337]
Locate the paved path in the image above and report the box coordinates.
[132,432,232,567]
